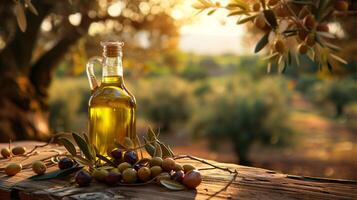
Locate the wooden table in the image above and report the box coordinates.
[0,141,356,200]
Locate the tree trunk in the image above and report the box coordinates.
[0,70,50,142]
[233,133,253,166]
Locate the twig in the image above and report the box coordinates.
[207,170,238,200]
[174,154,239,199]
[25,137,55,156]
[174,155,235,174]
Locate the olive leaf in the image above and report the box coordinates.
[15,2,27,32]
[167,145,175,157]
[73,155,94,167]
[237,14,258,24]
[135,135,143,159]
[24,0,38,15]
[207,9,216,15]
[330,54,347,65]
[96,154,117,167]
[72,132,93,161]
[114,142,127,150]
[254,32,269,53]
[57,137,77,156]
[160,179,186,191]
[263,10,277,28]
[153,142,162,158]
[158,141,173,158]
[144,138,156,157]
[147,127,157,142]
[124,137,134,149]
[29,166,82,181]
[227,10,249,17]
[327,61,334,73]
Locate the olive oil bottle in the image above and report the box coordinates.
[86,41,136,156]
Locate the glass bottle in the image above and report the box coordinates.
[86,41,136,156]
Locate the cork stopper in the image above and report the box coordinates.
[101,41,124,57]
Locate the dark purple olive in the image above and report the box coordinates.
[124,151,138,164]
[171,170,185,182]
[134,163,145,171]
[75,170,92,187]
[105,172,122,186]
[58,157,74,169]
[110,148,123,160]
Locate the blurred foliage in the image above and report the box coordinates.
[191,76,292,164]
[295,75,322,94]
[134,76,193,132]
[307,78,357,117]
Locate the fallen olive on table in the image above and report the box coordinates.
[183,170,202,189]
[12,146,26,155]
[5,163,22,176]
[1,148,11,158]
[32,161,47,175]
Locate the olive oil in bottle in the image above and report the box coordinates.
[86,41,136,156]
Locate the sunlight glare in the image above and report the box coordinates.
[69,13,82,26]
[108,2,123,17]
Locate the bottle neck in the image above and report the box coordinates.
[102,56,123,84]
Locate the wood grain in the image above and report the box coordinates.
[0,141,356,200]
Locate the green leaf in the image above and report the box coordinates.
[153,142,162,158]
[29,166,82,181]
[72,132,93,161]
[144,142,156,157]
[327,61,334,73]
[147,127,157,142]
[160,179,186,191]
[237,14,258,24]
[330,54,347,65]
[24,0,38,15]
[167,145,175,157]
[57,137,77,156]
[158,142,173,157]
[263,10,277,28]
[15,2,27,32]
[73,155,93,166]
[254,32,269,53]
[96,154,117,167]
[263,52,279,60]
[114,142,126,150]
[207,9,216,15]
[227,10,249,17]
[124,137,134,149]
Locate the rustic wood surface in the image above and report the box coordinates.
[0,141,356,200]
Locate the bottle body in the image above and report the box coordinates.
[87,41,136,157]
[89,76,136,156]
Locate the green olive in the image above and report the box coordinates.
[162,158,175,171]
[12,146,26,155]
[150,166,163,178]
[118,162,131,173]
[5,163,22,176]
[122,168,137,183]
[149,157,163,167]
[138,167,151,182]
[32,161,46,175]
[1,148,11,158]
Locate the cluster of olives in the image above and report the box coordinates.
[74,149,202,189]
[250,0,350,56]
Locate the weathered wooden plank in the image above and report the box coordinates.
[0,141,357,200]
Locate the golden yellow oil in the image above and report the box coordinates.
[89,76,136,156]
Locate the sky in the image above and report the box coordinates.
[176,1,251,55]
